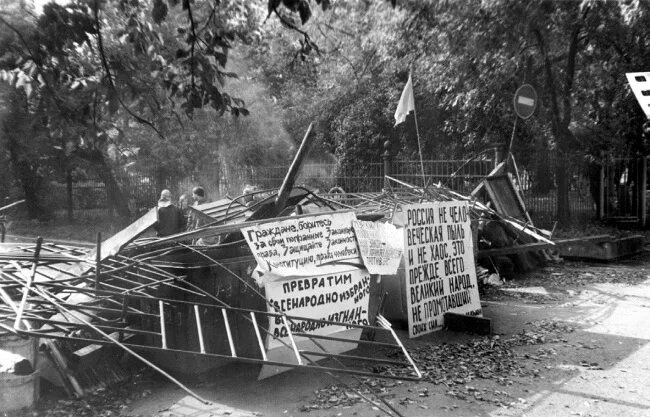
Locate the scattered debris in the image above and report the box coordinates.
[300,319,577,411]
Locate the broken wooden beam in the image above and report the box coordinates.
[477,242,554,258]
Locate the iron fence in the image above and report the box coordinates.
[49,156,600,229]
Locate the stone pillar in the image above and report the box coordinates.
[383,139,392,180]
[494,144,506,170]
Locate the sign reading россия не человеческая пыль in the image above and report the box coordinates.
[396,201,482,338]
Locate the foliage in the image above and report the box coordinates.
[2,0,650,225]
[249,0,650,224]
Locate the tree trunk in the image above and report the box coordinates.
[556,156,571,225]
[95,158,131,218]
[533,144,553,194]
[66,168,74,222]
[77,149,131,218]
[14,160,48,220]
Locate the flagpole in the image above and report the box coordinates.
[411,72,426,188]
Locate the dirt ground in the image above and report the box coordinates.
[10,252,650,417]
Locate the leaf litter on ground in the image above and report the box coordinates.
[299,319,576,412]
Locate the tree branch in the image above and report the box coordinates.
[272,8,320,56]
[187,0,197,89]
[92,0,164,139]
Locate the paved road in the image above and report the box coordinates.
[125,254,650,417]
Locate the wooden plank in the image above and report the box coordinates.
[477,242,554,258]
[501,218,554,245]
[186,206,218,230]
[553,235,612,246]
[483,175,532,223]
[470,161,506,197]
[90,208,158,260]
[71,328,136,370]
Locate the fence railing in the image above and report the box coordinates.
[59,157,597,228]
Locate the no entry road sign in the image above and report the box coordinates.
[513,84,537,119]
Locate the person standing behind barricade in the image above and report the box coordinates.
[154,189,186,237]
[178,193,190,228]
[190,186,219,245]
[187,186,209,231]
[192,186,208,207]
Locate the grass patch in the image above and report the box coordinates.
[5,211,131,243]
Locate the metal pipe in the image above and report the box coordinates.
[274,122,315,216]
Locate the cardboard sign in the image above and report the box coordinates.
[242,212,362,276]
[264,268,371,349]
[399,201,482,338]
[352,220,403,275]
[258,268,370,379]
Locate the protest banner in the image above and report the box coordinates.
[242,212,362,277]
[398,201,482,338]
[351,220,403,275]
[258,268,371,379]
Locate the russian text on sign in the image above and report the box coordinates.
[400,201,482,338]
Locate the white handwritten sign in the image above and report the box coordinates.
[264,268,371,350]
[242,212,362,276]
[398,201,481,338]
[352,220,403,275]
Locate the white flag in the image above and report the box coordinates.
[394,73,415,126]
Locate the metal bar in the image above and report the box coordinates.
[27,299,117,324]
[105,257,205,297]
[0,199,26,213]
[22,316,161,337]
[12,282,210,403]
[281,315,302,365]
[194,305,205,354]
[377,315,421,379]
[159,300,167,349]
[14,237,42,329]
[15,328,422,382]
[32,283,158,313]
[221,308,236,357]
[250,312,267,361]
[30,282,390,333]
[299,350,410,366]
[292,332,399,348]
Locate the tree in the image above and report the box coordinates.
[0,0,340,218]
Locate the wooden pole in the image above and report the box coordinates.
[95,232,101,293]
[14,237,42,329]
[410,72,426,188]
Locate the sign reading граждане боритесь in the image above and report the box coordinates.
[241,212,362,277]
[399,201,481,338]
